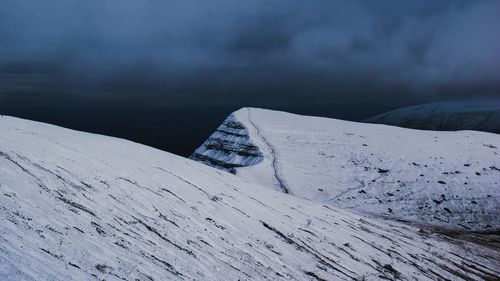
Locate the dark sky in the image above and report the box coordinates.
[0,0,499,155]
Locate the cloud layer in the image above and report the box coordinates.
[0,0,499,104]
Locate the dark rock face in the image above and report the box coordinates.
[190,114,263,174]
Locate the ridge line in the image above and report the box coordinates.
[245,109,291,194]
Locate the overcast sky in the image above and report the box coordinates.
[0,0,499,106]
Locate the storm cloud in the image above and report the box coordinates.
[1,0,499,104]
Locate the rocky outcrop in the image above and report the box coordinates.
[190,114,263,174]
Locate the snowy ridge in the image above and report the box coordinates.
[190,114,263,174]
[365,100,500,134]
[1,116,499,280]
[193,108,500,231]
[246,111,291,194]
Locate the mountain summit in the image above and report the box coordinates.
[193,108,500,231]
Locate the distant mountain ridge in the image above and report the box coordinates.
[365,100,500,134]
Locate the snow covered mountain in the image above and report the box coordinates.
[192,108,500,231]
[1,116,499,280]
[365,100,500,134]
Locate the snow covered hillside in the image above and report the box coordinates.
[365,100,500,134]
[192,108,500,231]
[1,116,499,280]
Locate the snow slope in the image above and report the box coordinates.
[1,116,499,280]
[365,100,500,134]
[193,108,500,231]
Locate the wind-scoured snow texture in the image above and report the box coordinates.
[195,108,500,231]
[365,100,500,134]
[1,116,500,281]
[191,114,263,174]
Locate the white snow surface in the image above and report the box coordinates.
[194,108,500,231]
[1,115,499,280]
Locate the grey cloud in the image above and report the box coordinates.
[0,0,498,104]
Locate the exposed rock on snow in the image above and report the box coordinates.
[1,116,499,280]
[193,108,500,231]
[190,114,263,174]
[365,100,500,134]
